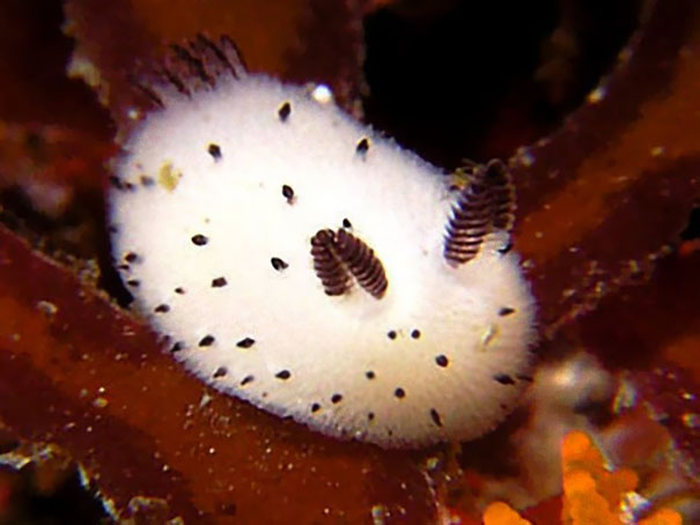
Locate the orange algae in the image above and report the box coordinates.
[483,501,532,525]
[480,431,684,524]
[562,431,638,513]
[563,469,620,524]
[560,431,682,525]
[637,508,683,525]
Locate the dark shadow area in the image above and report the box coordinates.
[363,0,643,167]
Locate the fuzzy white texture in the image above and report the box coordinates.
[110,74,536,448]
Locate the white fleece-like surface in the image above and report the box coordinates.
[109,74,536,448]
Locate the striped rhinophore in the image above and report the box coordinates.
[310,229,351,296]
[335,229,388,299]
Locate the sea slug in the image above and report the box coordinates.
[109,35,536,448]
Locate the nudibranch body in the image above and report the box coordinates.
[109,37,536,448]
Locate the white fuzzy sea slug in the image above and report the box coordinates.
[109,36,536,448]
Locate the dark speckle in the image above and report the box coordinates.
[124,252,138,263]
[411,329,421,339]
[236,337,255,348]
[342,218,352,229]
[140,175,155,187]
[365,371,375,380]
[240,375,254,386]
[394,387,406,399]
[212,277,227,287]
[191,234,208,246]
[170,341,184,352]
[430,408,443,427]
[356,137,370,155]
[499,307,516,316]
[387,330,397,340]
[213,366,227,378]
[282,184,295,203]
[175,287,185,294]
[275,370,291,380]
[199,335,215,347]
[108,176,123,190]
[435,355,449,367]
[278,101,291,121]
[331,394,343,404]
[494,373,516,385]
[126,279,140,287]
[311,403,321,413]
[271,257,288,271]
[208,143,222,161]
[368,412,375,421]
[154,304,170,313]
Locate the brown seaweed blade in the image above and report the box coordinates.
[511,0,700,337]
